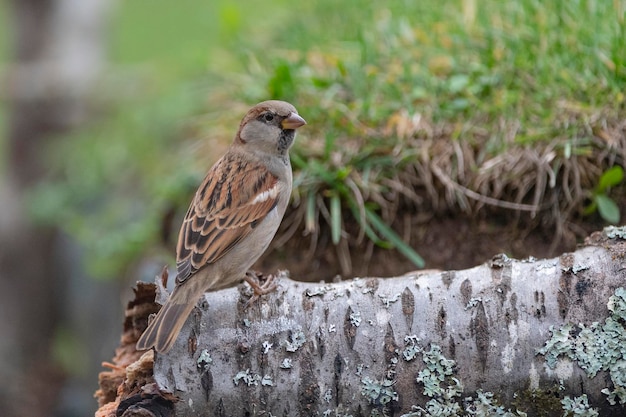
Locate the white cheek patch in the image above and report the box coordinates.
[252,183,280,204]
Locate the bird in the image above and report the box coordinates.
[136,100,306,353]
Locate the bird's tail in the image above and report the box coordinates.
[136,282,202,353]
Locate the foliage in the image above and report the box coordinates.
[226,0,626,271]
[21,0,626,277]
[583,166,623,224]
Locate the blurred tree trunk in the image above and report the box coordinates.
[0,0,108,416]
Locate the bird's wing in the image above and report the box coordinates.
[175,154,280,283]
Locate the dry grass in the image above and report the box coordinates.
[268,103,626,274]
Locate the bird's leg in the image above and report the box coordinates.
[243,271,278,308]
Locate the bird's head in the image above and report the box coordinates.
[236,100,306,156]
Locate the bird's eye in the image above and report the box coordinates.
[263,113,275,122]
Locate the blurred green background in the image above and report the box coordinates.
[0,0,624,416]
[25,0,626,278]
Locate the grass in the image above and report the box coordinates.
[212,0,626,271]
[24,0,626,276]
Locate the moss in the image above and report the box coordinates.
[511,385,567,416]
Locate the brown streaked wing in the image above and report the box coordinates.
[175,155,279,283]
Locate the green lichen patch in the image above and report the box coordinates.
[261,374,274,386]
[279,358,293,369]
[604,226,626,240]
[282,329,306,352]
[196,349,212,370]
[405,344,463,416]
[465,391,528,417]
[537,287,626,405]
[232,369,261,387]
[361,376,398,406]
[417,344,461,399]
[403,335,422,362]
[379,292,402,309]
[401,344,526,416]
[537,324,575,369]
[561,394,599,416]
[349,311,362,327]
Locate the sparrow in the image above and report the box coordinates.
[136,100,306,353]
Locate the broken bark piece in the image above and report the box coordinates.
[95,282,175,417]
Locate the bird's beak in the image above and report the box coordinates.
[282,112,307,130]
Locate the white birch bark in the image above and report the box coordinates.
[141,230,626,416]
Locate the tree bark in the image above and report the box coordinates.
[0,1,108,416]
[103,228,626,417]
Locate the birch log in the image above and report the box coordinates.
[116,229,626,416]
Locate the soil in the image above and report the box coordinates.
[257,210,609,283]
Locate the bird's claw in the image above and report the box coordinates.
[243,271,278,308]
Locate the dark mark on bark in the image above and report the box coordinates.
[534,290,546,318]
[235,335,253,389]
[302,290,315,312]
[297,352,320,417]
[333,353,343,406]
[436,306,447,339]
[401,287,415,330]
[216,398,225,417]
[460,279,472,306]
[448,335,456,361]
[469,300,489,372]
[238,340,250,354]
[344,306,357,350]
[558,274,572,320]
[507,293,519,325]
[498,265,512,303]
[365,278,379,294]
[560,253,574,271]
[441,271,454,289]
[317,326,325,359]
[575,279,592,298]
[201,370,212,402]
[188,332,197,355]
[383,323,398,365]
[489,257,512,304]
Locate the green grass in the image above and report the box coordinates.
[25,0,626,276]
[219,0,626,270]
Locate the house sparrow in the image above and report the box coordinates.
[136,100,306,353]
